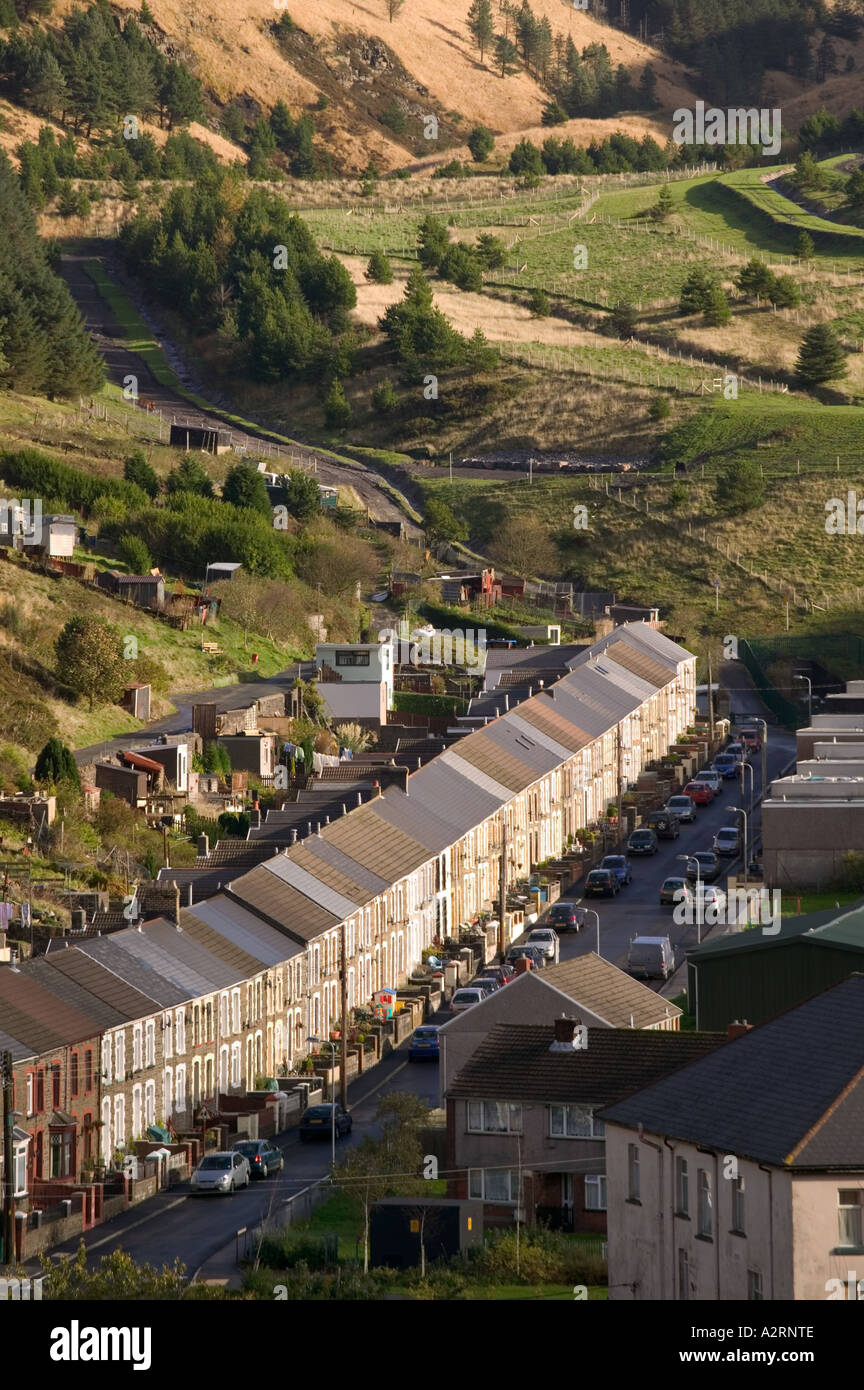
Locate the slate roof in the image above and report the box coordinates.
[71,936,189,1009]
[0,967,105,1051]
[447,1023,723,1105]
[601,975,864,1168]
[542,954,683,1030]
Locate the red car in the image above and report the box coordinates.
[740,729,762,752]
[684,780,714,805]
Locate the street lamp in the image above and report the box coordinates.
[678,854,703,944]
[794,674,813,725]
[740,759,754,819]
[729,807,748,894]
[309,1036,338,1167]
[582,908,600,958]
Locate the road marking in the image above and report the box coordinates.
[81,1195,187,1251]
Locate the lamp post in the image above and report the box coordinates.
[753,719,768,808]
[309,1036,338,1167]
[582,908,600,958]
[740,759,754,820]
[729,807,748,899]
[794,674,812,725]
[678,855,703,944]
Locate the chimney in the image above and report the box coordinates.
[188,885,193,906]
[356,792,363,806]
[250,807,262,828]
[727,1019,752,1040]
[291,828,298,844]
[197,833,209,857]
[374,780,381,797]
[550,1014,584,1051]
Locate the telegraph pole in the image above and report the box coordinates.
[340,923,348,1110]
[2,1050,14,1267]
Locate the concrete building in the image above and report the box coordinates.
[762,773,864,887]
[316,638,395,711]
[796,716,864,761]
[601,978,864,1300]
[215,733,276,779]
[446,1019,721,1233]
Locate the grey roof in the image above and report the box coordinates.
[601,975,864,1168]
[260,854,360,919]
[19,958,128,1031]
[0,1025,36,1063]
[187,894,303,966]
[74,935,190,1007]
[107,922,241,996]
[371,785,464,856]
[291,836,390,898]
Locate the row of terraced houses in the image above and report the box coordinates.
[0,623,695,1221]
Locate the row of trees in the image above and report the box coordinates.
[509,130,740,181]
[17,124,221,209]
[0,152,103,397]
[120,177,357,383]
[379,264,497,374]
[0,3,203,137]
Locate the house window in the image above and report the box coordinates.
[70,1052,79,1098]
[676,1156,689,1216]
[101,1036,112,1085]
[628,1144,640,1202]
[548,1104,605,1138]
[697,1170,713,1238]
[732,1175,746,1233]
[678,1248,690,1300]
[164,1013,173,1059]
[85,1050,93,1092]
[26,1073,33,1115]
[145,1021,155,1068]
[52,1064,61,1108]
[175,1064,186,1113]
[175,1008,186,1054]
[163,1067,173,1118]
[468,1168,519,1203]
[838,1190,864,1247]
[467,1101,522,1134]
[144,1080,156,1128]
[133,1024,143,1072]
[115,1032,125,1081]
[13,1142,28,1197]
[747,1269,763,1301]
[132,1084,143,1137]
[585,1175,607,1210]
[219,1046,229,1091]
[220,994,229,1036]
[193,1005,201,1047]
[231,1043,241,1088]
[114,1094,125,1149]
[335,650,370,667]
[231,990,241,1033]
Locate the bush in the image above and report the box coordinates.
[463,1229,606,1285]
[466,125,494,162]
[365,250,393,284]
[372,379,398,414]
[324,379,352,430]
[528,287,550,317]
[116,533,153,573]
[649,395,671,421]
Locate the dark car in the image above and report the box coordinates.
[478,964,516,986]
[627,828,659,856]
[473,976,500,995]
[505,944,547,969]
[684,852,721,884]
[647,810,680,840]
[585,868,619,897]
[545,901,585,933]
[600,854,632,886]
[409,1025,440,1061]
[299,1104,353,1142]
[232,1139,284,1178]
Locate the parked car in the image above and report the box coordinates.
[697,768,722,795]
[627,829,658,856]
[545,901,585,932]
[409,1025,440,1061]
[660,875,692,906]
[526,926,559,959]
[713,825,741,856]
[739,729,762,752]
[647,810,680,839]
[666,795,696,823]
[450,986,486,1011]
[685,851,721,883]
[585,868,620,897]
[726,742,748,763]
[232,1139,284,1179]
[505,945,547,970]
[299,1104,352,1141]
[190,1151,250,1196]
[713,753,738,779]
[477,964,515,986]
[693,884,727,912]
[627,935,675,981]
[684,780,714,805]
[600,854,632,886]
[473,976,500,995]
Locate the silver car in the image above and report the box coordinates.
[190,1150,251,1196]
[526,927,559,959]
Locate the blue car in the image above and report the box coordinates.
[600,854,632,886]
[713,754,738,779]
[409,1025,440,1061]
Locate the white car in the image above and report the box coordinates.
[190,1150,251,1196]
[713,826,740,856]
[450,987,485,1013]
[666,795,696,824]
[526,927,559,960]
[693,884,727,911]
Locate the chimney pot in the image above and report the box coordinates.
[291,828,298,844]
[552,1015,578,1045]
[727,1019,753,1040]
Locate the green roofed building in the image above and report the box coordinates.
[686,899,864,1030]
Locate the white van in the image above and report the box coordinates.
[627,935,675,982]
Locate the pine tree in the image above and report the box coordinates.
[650,184,674,221]
[795,229,816,259]
[324,378,352,429]
[34,737,81,790]
[222,461,273,516]
[124,448,160,498]
[365,249,393,283]
[467,0,495,61]
[796,323,848,387]
[639,63,658,108]
[493,33,519,77]
[703,284,731,326]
